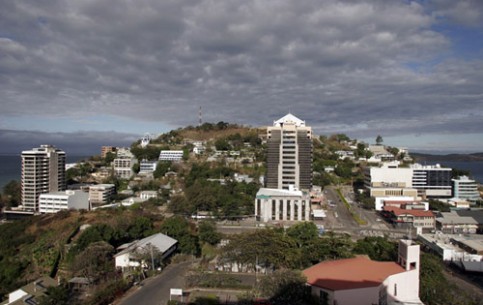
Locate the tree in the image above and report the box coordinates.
[198,221,222,245]
[153,161,172,179]
[2,180,21,207]
[376,135,383,145]
[70,241,115,280]
[353,237,397,261]
[259,269,316,305]
[160,216,199,255]
[38,284,70,305]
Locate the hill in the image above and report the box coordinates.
[412,152,483,162]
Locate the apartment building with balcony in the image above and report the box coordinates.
[21,145,66,211]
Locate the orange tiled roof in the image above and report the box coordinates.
[303,256,405,291]
[383,206,434,217]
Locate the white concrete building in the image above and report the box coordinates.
[113,150,137,180]
[452,176,480,202]
[1,277,57,305]
[139,160,158,173]
[21,145,66,211]
[39,190,90,213]
[140,190,158,200]
[304,240,423,305]
[159,150,183,161]
[89,184,115,205]
[255,188,311,222]
[114,233,178,271]
[365,163,452,199]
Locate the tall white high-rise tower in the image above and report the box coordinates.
[21,145,66,211]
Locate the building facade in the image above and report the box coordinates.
[21,145,66,211]
[452,176,480,202]
[159,150,184,161]
[113,149,137,179]
[303,240,422,305]
[266,113,312,190]
[89,184,116,205]
[39,190,90,213]
[364,163,452,199]
[255,188,311,222]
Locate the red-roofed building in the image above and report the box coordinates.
[382,207,435,231]
[303,240,423,305]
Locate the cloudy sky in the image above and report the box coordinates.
[1,0,483,154]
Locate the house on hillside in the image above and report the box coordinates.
[114,233,178,271]
[303,240,423,305]
[0,277,57,305]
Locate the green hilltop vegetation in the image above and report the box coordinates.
[0,123,479,304]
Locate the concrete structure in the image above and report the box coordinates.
[159,150,183,161]
[39,190,90,213]
[0,276,57,305]
[375,196,428,211]
[21,145,66,211]
[418,232,483,272]
[303,240,423,305]
[435,210,483,234]
[382,206,435,231]
[140,190,158,200]
[101,146,117,158]
[139,160,158,173]
[115,233,178,271]
[89,184,115,205]
[452,176,480,202]
[365,163,452,199]
[266,113,312,190]
[113,149,137,179]
[255,187,311,222]
[411,163,452,198]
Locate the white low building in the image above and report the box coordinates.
[255,188,311,222]
[139,160,158,173]
[39,190,90,213]
[452,176,480,202]
[114,233,178,271]
[304,240,423,305]
[89,184,115,205]
[159,150,183,161]
[140,190,158,200]
[1,277,57,305]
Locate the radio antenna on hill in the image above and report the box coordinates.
[198,106,202,126]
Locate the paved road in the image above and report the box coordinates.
[118,260,192,305]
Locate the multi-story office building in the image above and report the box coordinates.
[411,163,452,198]
[39,190,90,213]
[89,184,116,205]
[113,149,138,180]
[21,145,66,211]
[266,113,312,190]
[364,163,452,199]
[452,176,480,202]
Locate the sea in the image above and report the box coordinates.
[0,155,89,190]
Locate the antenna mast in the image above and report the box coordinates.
[198,106,202,126]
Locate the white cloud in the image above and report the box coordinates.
[0,0,482,151]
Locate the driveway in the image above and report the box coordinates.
[117,260,193,305]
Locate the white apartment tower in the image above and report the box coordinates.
[266,114,312,190]
[21,145,66,211]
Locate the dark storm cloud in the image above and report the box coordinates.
[0,0,482,141]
